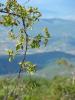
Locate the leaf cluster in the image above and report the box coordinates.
[0,0,50,75]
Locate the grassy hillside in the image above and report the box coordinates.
[0,76,75,100]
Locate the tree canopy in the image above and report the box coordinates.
[0,0,50,77]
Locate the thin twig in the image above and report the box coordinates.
[0,9,20,17]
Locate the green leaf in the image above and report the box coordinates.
[43,27,50,38]
[35,34,42,40]
[19,61,36,74]
[16,43,21,51]
[7,49,13,56]
[30,39,40,48]
[20,34,25,43]
[7,49,14,62]
[8,31,16,40]
[44,38,48,47]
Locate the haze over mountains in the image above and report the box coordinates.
[0,18,75,55]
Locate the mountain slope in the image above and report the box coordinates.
[0,51,75,76]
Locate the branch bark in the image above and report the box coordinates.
[0,9,20,17]
[18,18,28,78]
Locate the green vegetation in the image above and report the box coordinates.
[0,1,75,100]
[0,76,74,100]
[57,59,74,68]
[0,0,50,77]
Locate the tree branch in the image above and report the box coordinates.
[0,9,20,17]
[18,18,28,78]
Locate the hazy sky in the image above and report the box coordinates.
[0,0,75,55]
[18,0,75,19]
[1,0,75,19]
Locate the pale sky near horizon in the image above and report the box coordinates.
[1,0,75,20]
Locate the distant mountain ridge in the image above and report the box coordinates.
[0,51,75,76]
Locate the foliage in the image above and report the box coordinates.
[56,58,74,68]
[0,0,50,76]
[0,0,51,98]
[0,76,75,100]
[0,1,75,100]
